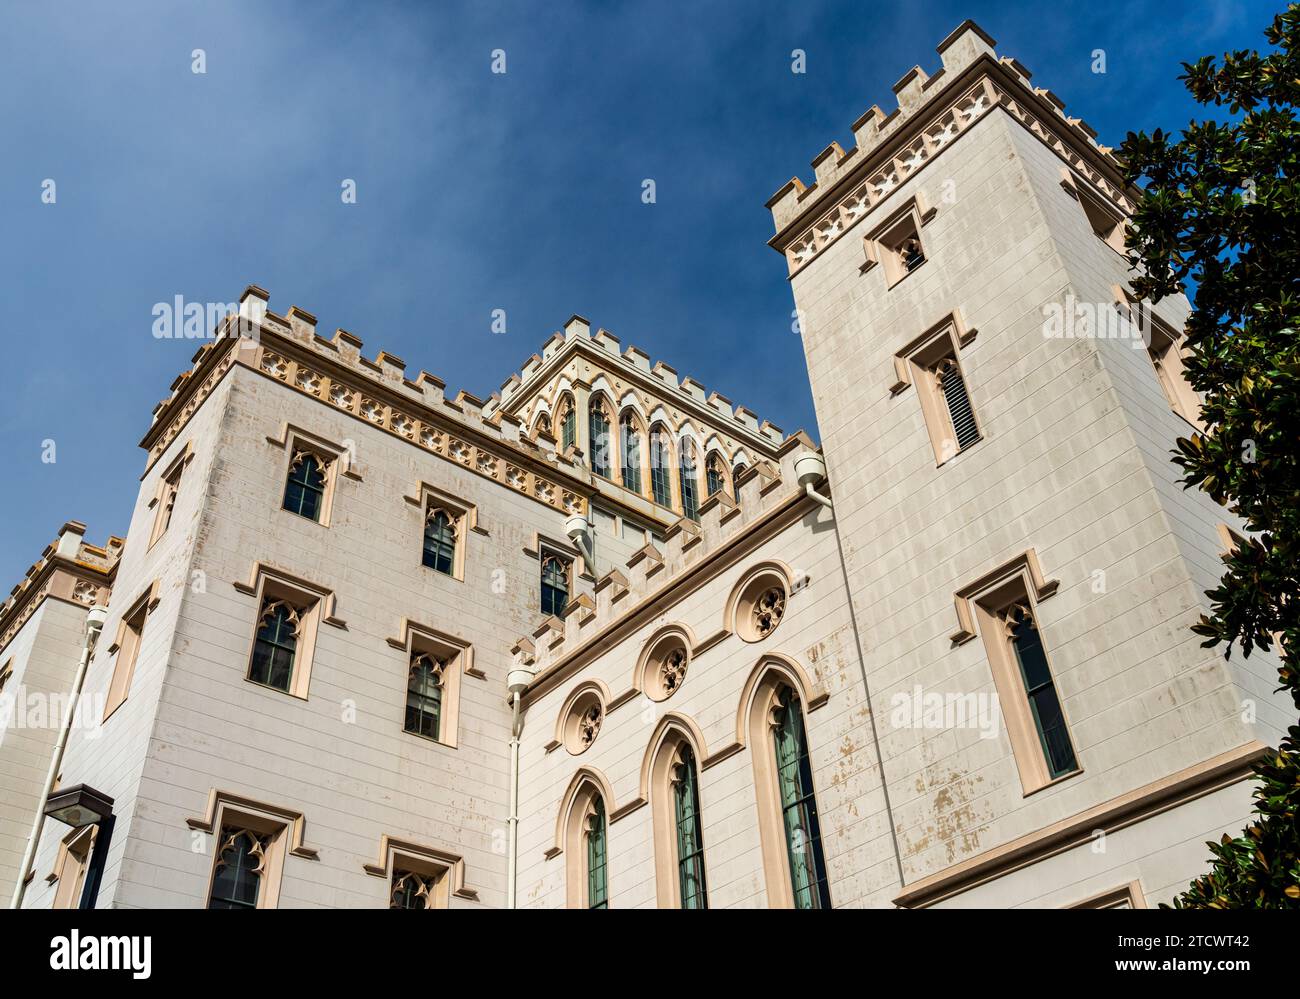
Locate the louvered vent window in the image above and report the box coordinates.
[937,359,980,451]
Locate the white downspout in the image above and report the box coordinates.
[505,665,534,909]
[10,603,107,909]
[794,451,833,509]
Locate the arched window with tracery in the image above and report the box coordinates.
[208,827,271,909]
[283,450,328,522]
[705,451,727,497]
[620,411,643,495]
[405,652,445,741]
[541,552,570,618]
[671,745,707,908]
[731,462,747,502]
[772,686,831,909]
[678,438,700,521]
[586,797,609,909]
[250,599,300,692]
[557,394,577,450]
[422,508,457,575]
[650,424,674,508]
[589,398,612,478]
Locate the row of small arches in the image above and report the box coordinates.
[532,393,750,517]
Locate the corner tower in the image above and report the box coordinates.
[768,21,1287,906]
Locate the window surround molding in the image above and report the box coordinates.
[725,561,796,644]
[49,824,98,909]
[741,657,831,908]
[890,310,981,465]
[523,531,590,581]
[547,768,616,908]
[187,790,319,909]
[949,549,1081,795]
[552,679,609,756]
[859,192,938,286]
[641,714,710,909]
[1111,287,1204,430]
[634,623,697,702]
[233,563,345,699]
[402,480,487,581]
[1061,168,1128,255]
[384,618,480,749]
[146,441,195,549]
[1067,880,1148,909]
[265,423,363,527]
[102,579,161,722]
[363,834,479,905]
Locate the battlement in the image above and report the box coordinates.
[0,521,123,651]
[767,20,1133,276]
[513,431,818,690]
[489,314,786,450]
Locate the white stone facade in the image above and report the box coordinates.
[0,20,1285,909]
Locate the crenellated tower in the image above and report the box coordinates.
[767,20,1288,905]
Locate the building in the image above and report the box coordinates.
[0,20,1286,910]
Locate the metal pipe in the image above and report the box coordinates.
[10,604,107,909]
[506,689,523,908]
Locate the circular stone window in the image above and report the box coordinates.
[562,688,605,755]
[645,639,690,702]
[735,574,789,643]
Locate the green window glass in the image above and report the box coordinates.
[1008,607,1077,778]
[208,827,267,909]
[589,402,611,478]
[673,745,708,909]
[678,441,699,521]
[405,653,444,740]
[705,453,725,497]
[422,510,456,575]
[586,797,608,909]
[621,414,643,494]
[650,428,673,507]
[250,599,298,691]
[283,451,327,521]
[541,554,569,618]
[773,686,831,909]
[560,400,576,450]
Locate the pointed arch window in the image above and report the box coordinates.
[283,451,328,522]
[772,686,831,909]
[620,412,643,494]
[541,552,570,618]
[422,509,458,576]
[534,412,552,438]
[589,399,612,478]
[672,745,708,909]
[732,462,747,502]
[208,827,271,909]
[678,439,700,521]
[558,395,577,450]
[650,425,673,507]
[705,452,726,497]
[586,797,609,909]
[405,652,445,741]
[250,599,300,692]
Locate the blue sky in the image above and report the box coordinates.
[0,0,1278,582]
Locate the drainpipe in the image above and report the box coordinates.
[10,603,108,910]
[505,665,535,909]
[794,451,834,508]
